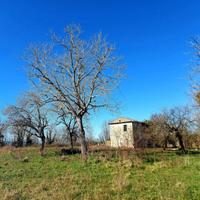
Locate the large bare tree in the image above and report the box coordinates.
[23,25,124,159]
[5,93,49,155]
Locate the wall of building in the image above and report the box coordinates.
[109,122,134,147]
[133,122,148,147]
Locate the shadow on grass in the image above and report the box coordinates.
[176,149,200,156]
[60,148,81,155]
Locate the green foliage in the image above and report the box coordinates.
[0,147,200,199]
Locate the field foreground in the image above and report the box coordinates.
[0,147,200,200]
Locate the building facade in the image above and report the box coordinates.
[109,117,147,148]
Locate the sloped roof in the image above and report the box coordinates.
[109,117,134,125]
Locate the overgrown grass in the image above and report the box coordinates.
[0,146,200,200]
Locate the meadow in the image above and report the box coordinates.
[0,146,200,200]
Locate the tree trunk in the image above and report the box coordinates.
[26,134,32,146]
[175,131,186,152]
[40,136,45,156]
[76,116,88,160]
[163,139,167,150]
[163,135,169,150]
[69,132,74,150]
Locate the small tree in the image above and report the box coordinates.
[56,108,78,150]
[5,93,49,155]
[11,125,27,147]
[46,127,56,145]
[0,119,6,147]
[24,25,124,159]
[98,121,110,143]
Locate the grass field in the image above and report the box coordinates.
[0,147,200,200]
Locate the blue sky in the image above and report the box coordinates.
[0,0,199,136]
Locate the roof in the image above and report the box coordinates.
[108,117,148,126]
[108,117,134,125]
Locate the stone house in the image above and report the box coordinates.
[108,117,147,148]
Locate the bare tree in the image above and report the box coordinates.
[24,25,124,159]
[152,106,191,152]
[5,93,49,155]
[57,108,78,149]
[11,125,27,147]
[7,122,33,147]
[98,121,110,143]
[0,119,6,146]
[190,37,200,106]
[46,127,56,145]
[150,114,174,149]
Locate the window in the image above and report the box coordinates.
[123,125,127,132]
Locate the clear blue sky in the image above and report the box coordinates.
[0,0,198,136]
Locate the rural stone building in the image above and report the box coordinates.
[108,117,147,148]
